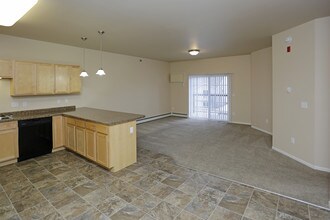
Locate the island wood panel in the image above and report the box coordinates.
[85,129,96,161]
[109,121,136,172]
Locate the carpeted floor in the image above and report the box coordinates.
[137,117,330,208]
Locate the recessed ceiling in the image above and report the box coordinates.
[0,0,329,61]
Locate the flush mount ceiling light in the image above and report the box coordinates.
[188,49,200,56]
[96,30,106,76]
[80,37,88,78]
[0,0,38,26]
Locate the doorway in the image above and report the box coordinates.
[189,74,231,121]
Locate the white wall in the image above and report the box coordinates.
[0,34,171,117]
[251,47,272,134]
[170,55,251,124]
[272,17,330,171]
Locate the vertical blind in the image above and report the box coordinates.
[189,74,231,121]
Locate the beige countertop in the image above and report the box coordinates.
[0,106,144,125]
[63,107,145,125]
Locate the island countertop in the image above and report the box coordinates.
[62,107,145,126]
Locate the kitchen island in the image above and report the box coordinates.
[62,107,144,172]
[0,106,144,172]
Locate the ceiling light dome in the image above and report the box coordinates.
[0,0,38,26]
[188,49,200,56]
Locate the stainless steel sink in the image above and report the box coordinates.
[0,114,13,120]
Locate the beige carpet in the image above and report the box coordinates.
[137,117,330,208]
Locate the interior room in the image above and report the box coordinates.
[0,1,329,220]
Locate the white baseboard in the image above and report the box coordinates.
[230,121,251,125]
[272,146,330,173]
[171,112,188,118]
[251,125,272,135]
[137,113,171,124]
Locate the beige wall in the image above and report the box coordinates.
[272,17,330,170]
[0,34,170,117]
[251,47,272,134]
[170,55,251,124]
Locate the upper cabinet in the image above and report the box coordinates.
[0,60,13,79]
[10,60,81,96]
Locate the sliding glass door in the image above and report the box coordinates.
[189,75,230,121]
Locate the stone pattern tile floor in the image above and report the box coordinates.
[0,148,329,220]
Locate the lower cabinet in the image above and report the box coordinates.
[0,121,18,164]
[63,116,136,171]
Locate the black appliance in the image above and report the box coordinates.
[18,117,53,162]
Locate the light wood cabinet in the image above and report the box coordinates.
[0,121,18,164]
[11,61,37,96]
[63,117,136,172]
[69,66,81,93]
[85,129,96,161]
[0,60,13,79]
[53,116,64,149]
[75,124,86,156]
[37,63,55,95]
[66,123,76,152]
[10,61,81,96]
[96,132,109,167]
[55,65,70,94]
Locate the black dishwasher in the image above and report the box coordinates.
[18,117,53,162]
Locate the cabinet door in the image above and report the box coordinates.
[36,63,55,94]
[53,116,64,149]
[96,133,109,167]
[66,123,76,151]
[85,129,96,161]
[69,66,81,93]
[55,65,70,94]
[0,60,13,78]
[11,61,37,96]
[0,128,18,162]
[75,127,85,156]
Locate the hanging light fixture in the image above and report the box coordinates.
[80,37,88,78]
[188,49,200,56]
[96,30,106,76]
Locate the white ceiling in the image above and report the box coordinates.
[0,0,329,61]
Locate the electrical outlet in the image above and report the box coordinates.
[290,137,295,144]
[300,101,308,109]
[22,102,28,107]
[130,127,134,134]
[11,102,19,108]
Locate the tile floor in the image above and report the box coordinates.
[0,148,329,220]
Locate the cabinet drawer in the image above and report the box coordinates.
[66,117,75,125]
[86,122,108,134]
[75,119,85,128]
[0,121,17,131]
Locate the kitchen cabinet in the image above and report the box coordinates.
[65,118,76,152]
[10,61,81,96]
[63,116,135,171]
[85,129,96,161]
[52,116,64,149]
[75,119,86,156]
[0,60,13,79]
[55,64,81,94]
[37,63,55,95]
[0,121,18,164]
[11,61,37,96]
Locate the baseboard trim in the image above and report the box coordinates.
[229,121,251,125]
[251,125,272,135]
[272,146,330,173]
[137,113,172,124]
[52,147,65,152]
[171,112,188,118]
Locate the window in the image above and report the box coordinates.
[189,74,231,121]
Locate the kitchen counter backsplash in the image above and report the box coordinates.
[0,106,75,122]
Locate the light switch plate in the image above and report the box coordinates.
[300,101,308,109]
[130,127,134,134]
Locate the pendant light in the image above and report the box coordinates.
[96,30,106,76]
[80,37,88,77]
